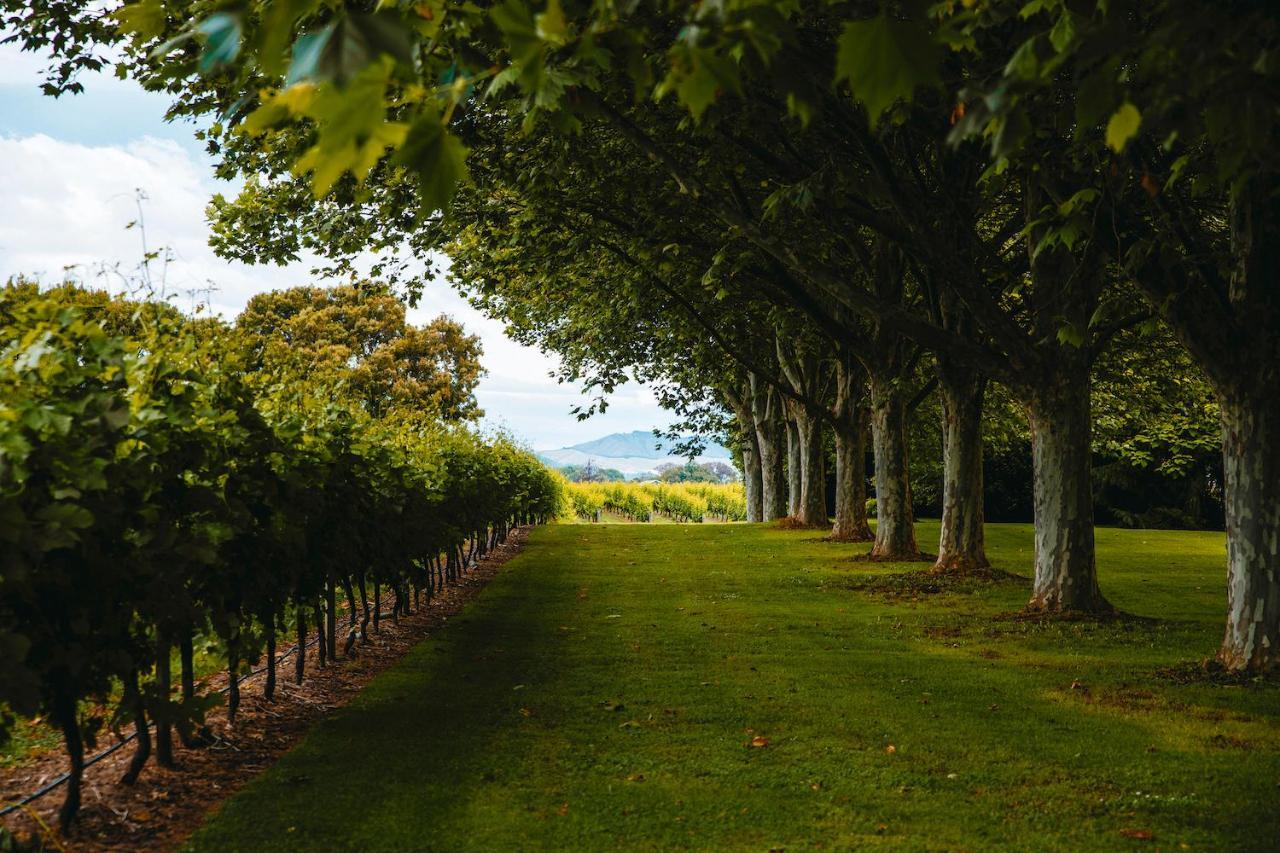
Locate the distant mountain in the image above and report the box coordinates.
[565,430,730,459]
[539,430,732,477]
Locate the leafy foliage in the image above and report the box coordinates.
[0,281,560,827]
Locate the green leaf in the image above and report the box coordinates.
[1056,323,1085,348]
[835,16,942,125]
[1005,38,1040,80]
[1057,188,1099,216]
[535,0,569,46]
[286,23,336,86]
[1105,102,1141,153]
[395,112,471,215]
[195,12,243,72]
[1049,11,1077,53]
[114,0,166,41]
[670,50,740,121]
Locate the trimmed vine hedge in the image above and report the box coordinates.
[0,285,561,830]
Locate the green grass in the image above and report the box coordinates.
[187,522,1280,851]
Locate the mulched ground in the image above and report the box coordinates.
[826,566,1025,600]
[0,528,531,852]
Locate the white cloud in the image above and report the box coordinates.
[0,131,672,449]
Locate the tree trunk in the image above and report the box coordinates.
[264,618,277,701]
[120,670,150,784]
[178,629,201,748]
[154,632,175,768]
[786,417,802,517]
[740,437,763,522]
[1217,384,1280,671]
[750,377,788,520]
[295,602,306,684]
[358,573,371,643]
[792,405,827,527]
[325,576,337,660]
[869,377,920,559]
[314,602,327,666]
[54,695,84,832]
[935,362,990,572]
[226,635,240,725]
[831,411,873,541]
[1025,372,1108,612]
[180,631,195,703]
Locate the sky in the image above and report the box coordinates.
[0,41,671,452]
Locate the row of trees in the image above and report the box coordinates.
[0,280,561,830]
[6,0,1272,672]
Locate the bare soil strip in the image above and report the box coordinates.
[0,528,530,851]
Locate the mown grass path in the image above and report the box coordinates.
[188,523,1279,851]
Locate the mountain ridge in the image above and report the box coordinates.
[548,429,730,459]
[537,430,732,476]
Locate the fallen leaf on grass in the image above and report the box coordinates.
[519,708,534,717]
[557,802,569,817]
[750,735,771,748]
[1119,829,1154,840]
[884,744,897,755]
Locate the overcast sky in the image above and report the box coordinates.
[0,42,671,451]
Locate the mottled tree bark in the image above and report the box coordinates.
[935,360,989,572]
[869,376,920,560]
[741,440,763,522]
[1214,182,1280,671]
[788,402,827,527]
[1025,371,1108,612]
[831,412,872,541]
[723,381,764,522]
[831,355,872,541]
[750,375,788,520]
[786,417,802,518]
[1217,379,1280,671]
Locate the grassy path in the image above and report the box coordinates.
[188,523,1279,851]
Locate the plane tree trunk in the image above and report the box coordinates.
[1024,364,1107,612]
[830,354,872,541]
[786,417,802,518]
[789,401,827,527]
[868,374,921,560]
[935,358,989,572]
[723,380,764,522]
[750,374,788,520]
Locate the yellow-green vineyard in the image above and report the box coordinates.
[562,481,747,523]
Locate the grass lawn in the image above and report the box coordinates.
[187,522,1280,851]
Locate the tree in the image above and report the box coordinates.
[236,283,484,420]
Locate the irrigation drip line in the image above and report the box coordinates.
[0,548,491,819]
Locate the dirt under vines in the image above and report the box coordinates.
[0,528,530,852]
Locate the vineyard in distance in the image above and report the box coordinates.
[4,0,1280,850]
